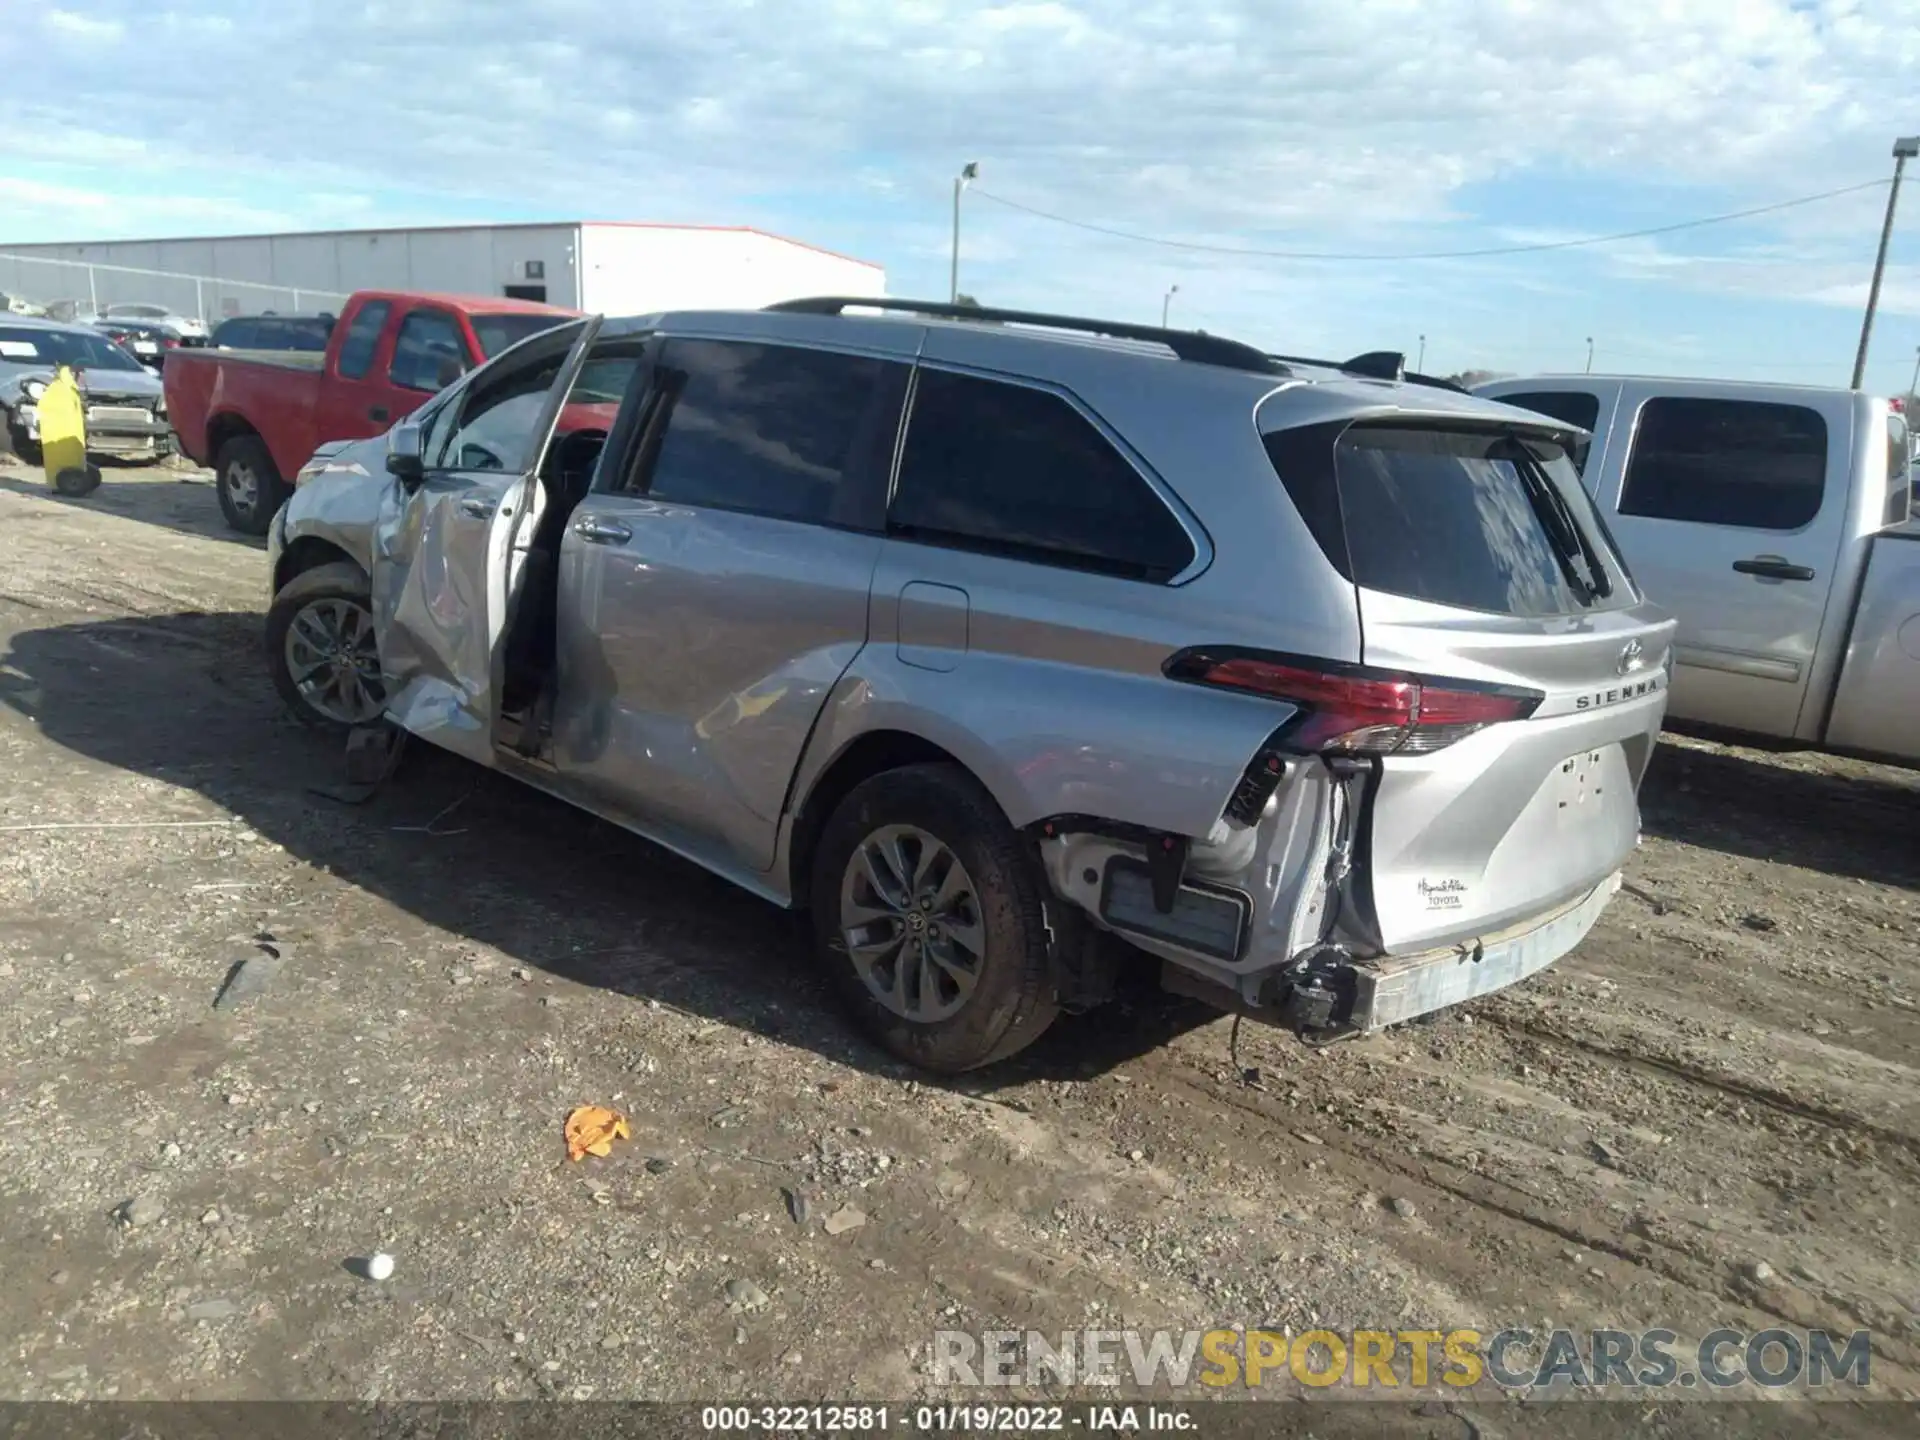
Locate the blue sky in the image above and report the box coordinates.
[2,0,1917,392]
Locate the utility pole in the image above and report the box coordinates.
[950,162,978,304]
[1416,334,1427,372]
[1851,137,1919,391]
[1585,337,1595,374]
[1908,344,1920,405]
[1161,284,1179,327]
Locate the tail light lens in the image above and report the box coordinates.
[1165,648,1542,755]
[162,337,180,349]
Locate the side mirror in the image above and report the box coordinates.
[435,353,466,389]
[385,422,426,486]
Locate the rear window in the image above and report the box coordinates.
[1494,390,1600,474]
[1620,397,1827,531]
[335,302,390,380]
[1265,423,1631,618]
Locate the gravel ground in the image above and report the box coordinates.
[2,461,1918,1427]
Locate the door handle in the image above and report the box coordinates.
[369,406,390,423]
[456,496,497,520]
[1732,557,1815,582]
[572,514,633,545]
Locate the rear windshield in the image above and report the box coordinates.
[1265,422,1634,619]
[472,313,570,359]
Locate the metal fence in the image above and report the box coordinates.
[0,252,349,326]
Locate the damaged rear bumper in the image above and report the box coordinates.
[1345,872,1618,1030]
[1038,754,1624,1037]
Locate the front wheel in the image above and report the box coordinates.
[811,763,1060,1072]
[215,434,286,535]
[265,561,386,731]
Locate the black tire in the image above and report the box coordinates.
[7,427,41,467]
[215,433,286,535]
[52,465,101,497]
[265,560,383,731]
[810,763,1060,1072]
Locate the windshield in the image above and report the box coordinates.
[472,312,570,359]
[0,326,143,373]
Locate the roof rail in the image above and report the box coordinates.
[764,296,1286,375]
[1269,349,1469,394]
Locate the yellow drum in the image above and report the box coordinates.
[36,365,101,497]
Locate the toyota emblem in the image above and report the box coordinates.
[1616,639,1645,676]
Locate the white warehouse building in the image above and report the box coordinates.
[0,221,886,324]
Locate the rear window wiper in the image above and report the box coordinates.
[1497,438,1612,604]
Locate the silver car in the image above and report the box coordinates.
[267,299,1675,1071]
[0,315,172,464]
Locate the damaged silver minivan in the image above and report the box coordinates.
[266,298,1674,1071]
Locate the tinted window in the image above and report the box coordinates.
[1621,397,1827,530]
[389,309,466,392]
[640,339,905,528]
[212,319,255,348]
[1315,425,1627,618]
[891,369,1195,581]
[335,301,390,380]
[1498,390,1600,474]
[473,313,568,358]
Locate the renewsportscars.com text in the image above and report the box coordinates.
[932,1326,1873,1392]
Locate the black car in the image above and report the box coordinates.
[210,313,335,353]
[92,317,204,373]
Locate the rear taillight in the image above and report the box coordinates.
[162,337,179,348]
[1165,648,1542,755]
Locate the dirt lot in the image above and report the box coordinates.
[3,461,1919,1425]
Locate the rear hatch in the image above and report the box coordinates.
[1259,410,1676,954]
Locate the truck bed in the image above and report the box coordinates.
[163,345,326,474]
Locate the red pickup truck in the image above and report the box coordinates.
[166,289,579,534]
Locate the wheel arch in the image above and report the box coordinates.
[274,535,365,597]
[207,412,268,468]
[784,728,1015,908]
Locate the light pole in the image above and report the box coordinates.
[1161,284,1179,327]
[950,162,978,304]
[1585,337,1595,374]
[1416,334,1427,372]
[1851,137,1920,391]
[1908,344,1920,404]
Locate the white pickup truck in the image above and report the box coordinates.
[1477,376,1915,764]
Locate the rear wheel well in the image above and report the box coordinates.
[787,731,981,907]
[274,536,363,595]
[206,413,264,466]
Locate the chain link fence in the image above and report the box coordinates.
[0,253,349,326]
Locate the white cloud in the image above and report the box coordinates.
[1,0,1916,383]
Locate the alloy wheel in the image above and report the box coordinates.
[838,824,987,1023]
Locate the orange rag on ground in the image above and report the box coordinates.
[564,1105,630,1161]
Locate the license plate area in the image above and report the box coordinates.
[1100,857,1250,963]
[1551,747,1611,827]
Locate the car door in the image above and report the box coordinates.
[370,317,599,765]
[548,332,910,875]
[1591,384,1850,736]
[313,299,398,445]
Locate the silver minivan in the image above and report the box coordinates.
[267,299,1675,1070]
